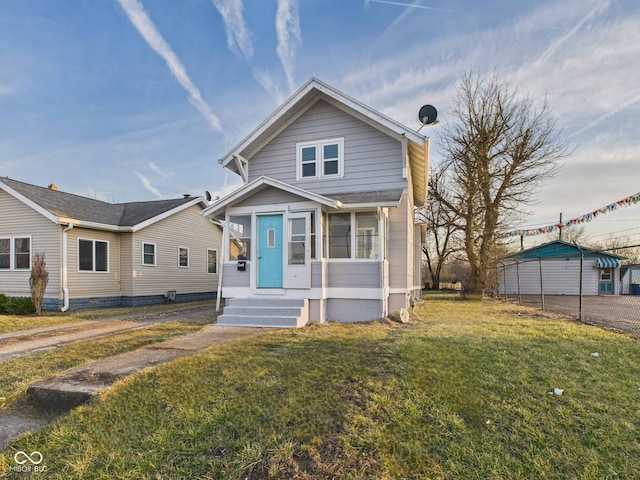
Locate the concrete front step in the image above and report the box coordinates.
[217,298,308,328]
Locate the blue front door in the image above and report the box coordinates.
[257,215,283,288]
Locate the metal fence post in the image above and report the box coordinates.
[579,251,583,321]
[516,260,522,304]
[538,256,545,310]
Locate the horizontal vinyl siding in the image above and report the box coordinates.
[67,228,121,298]
[388,193,410,291]
[326,261,380,288]
[131,205,221,296]
[120,233,133,296]
[235,187,307,208]
[499,259,600,295]
[327,298,381,323]
[0,191,61,299]
[247,100,406,195]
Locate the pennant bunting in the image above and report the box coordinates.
[497,191,640,239]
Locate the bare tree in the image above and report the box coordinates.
[417,169,462,289]
[589,235,640,264]
[432,72,569,294]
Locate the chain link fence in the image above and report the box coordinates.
[497,248,640,336]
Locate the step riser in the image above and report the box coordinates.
[220,298,308,328]
[217,315,303,328]
[223,307,302,317]
[227,298,306,308]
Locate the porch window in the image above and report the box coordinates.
[328,213,351,258]
[356,212,378,259]
[79,239,108,272]
[296,138,344,180]
[326,212,379,260]
[288,218,306,265]
[228,215,251,260]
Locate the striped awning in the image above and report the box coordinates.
[596,257,621,268]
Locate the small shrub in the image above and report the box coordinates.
[0,294,36,315]
[30,253,49,315]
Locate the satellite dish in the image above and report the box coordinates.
[418,104,438,125]
[205,190,212,202]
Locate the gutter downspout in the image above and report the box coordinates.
[61,223,74,312]
[211,219,226,312]
[378,207,386,319]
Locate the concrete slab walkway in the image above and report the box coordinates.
[26,325,268,411]
[1,322,270,449]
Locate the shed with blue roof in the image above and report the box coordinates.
[498,240,626,296]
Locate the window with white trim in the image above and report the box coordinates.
[78,239,108,272]
[324,212,379,260]
[178,246,189,268]
[142,243,156,266]
[228,215,251,260]
[207,249,218,274]
[296,138,344,180]
[0,237,31,270]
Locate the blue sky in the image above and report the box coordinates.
[1,0,639,246]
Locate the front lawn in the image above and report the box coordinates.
[2,295,639,479]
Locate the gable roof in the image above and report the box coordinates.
[0,177,206,232]
[202,176,341,218]
[219,78,429,206]
[508,240,626,261]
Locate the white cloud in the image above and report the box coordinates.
[135,172,163,197]
[276,0,301,94]
[531,0,611,68]
[118,0,223,133]
[148,161,169,178]
[211,0,254,61]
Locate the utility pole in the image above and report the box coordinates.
[558,212,563,241]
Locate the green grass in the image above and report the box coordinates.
[2,296,639,479]
[0,323,201,412]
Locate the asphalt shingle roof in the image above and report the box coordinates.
[0,177,196,227]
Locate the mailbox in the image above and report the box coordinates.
[237,260,247,271]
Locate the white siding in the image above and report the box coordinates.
[247,100,406,195]
[499,259,600,296]
[0,191,62,299]
[129,205,221,296]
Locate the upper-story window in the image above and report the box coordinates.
[296,138,344,180]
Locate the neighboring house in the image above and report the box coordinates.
[203,78,429,326]
[0,177,221,310]
[620,264,640,295]
[498,240,626,296]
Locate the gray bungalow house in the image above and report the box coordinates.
[0,177,221,310]
[204,78,429,326]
